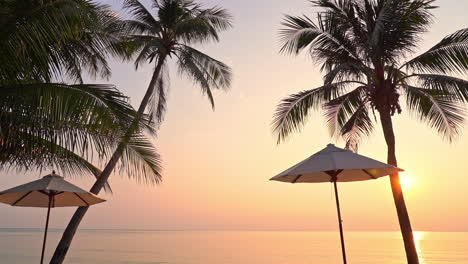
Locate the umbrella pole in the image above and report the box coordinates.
[333,180,347,264]
[40,194,52,264]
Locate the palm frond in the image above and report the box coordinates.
[0,83,136,159]
[197,6,233,32]
[122,19,155,36]
[404,74,468,102]
[0,0,128,82]
[126,36,163,69]
[340,104,373,153]
[119,133,162,184]
[280,14,358,61]
[323,86,368,137]
[176,45,232,108]
[148,64,169,124]
[323,62,368,84]
[123,0,160,29]
[0,133,113,193]
[312,0,369,51]
[403,28,468,75]
[370,0,435,61]
[175,4,233,44]
[272,81,360,143]
[403,85,465,140]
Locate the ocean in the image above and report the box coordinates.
[0,229,466,264]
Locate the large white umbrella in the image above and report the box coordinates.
[271,144,403,264]
[0,171,105,264]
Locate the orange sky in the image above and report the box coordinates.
[1,0,467,232]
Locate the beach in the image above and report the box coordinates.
[1,0,468,263]
[1,229,467,264]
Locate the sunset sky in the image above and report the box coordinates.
[1,0,467,232]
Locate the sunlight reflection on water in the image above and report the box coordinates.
[414,231,425,263]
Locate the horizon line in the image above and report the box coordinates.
[0,227,466,233]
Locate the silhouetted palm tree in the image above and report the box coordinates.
[272,1,468,263]
[0,0,161,188]
[50,0,232,262]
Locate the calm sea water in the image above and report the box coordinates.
[0,229,466,264]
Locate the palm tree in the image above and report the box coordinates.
[50,0,232,262]
[0,0,125,83]
[272,1,468,263]
[1,1,162,188]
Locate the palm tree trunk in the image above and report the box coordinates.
[379,110,419,264]
[49,54,167,264]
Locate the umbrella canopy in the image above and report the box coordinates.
[271,143,403,183]
[0,171,106,264]
[270,144,403,264]
[0,172,105,207]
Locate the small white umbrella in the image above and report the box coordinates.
[271,144,403,264]
[0,171,105,264]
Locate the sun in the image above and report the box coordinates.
[399,174,414,189]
